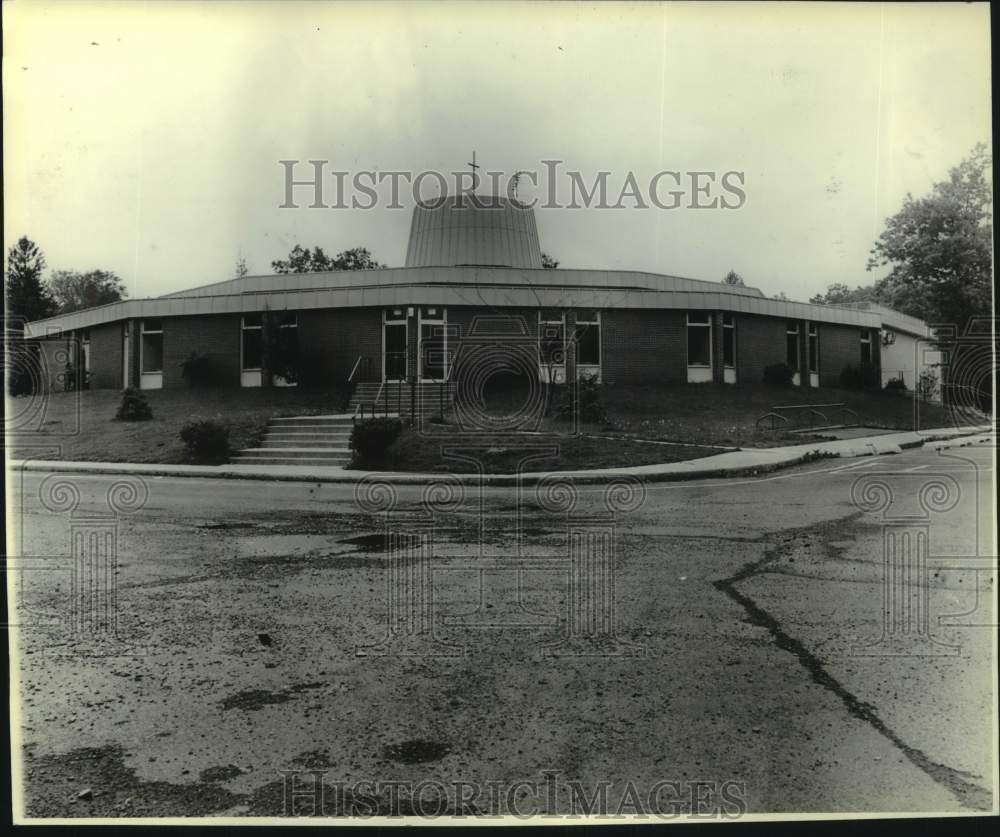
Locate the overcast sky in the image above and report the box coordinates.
[3,1,992,301]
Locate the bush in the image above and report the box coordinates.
[556,374,607,423]
[916,369,939,402]
[115,388,153,421]
[840,363,879,390]
[350,418,404,466]
[62,362,89,392]
[883,376,907,394]
[763,363,794,387]
[180,419,230,463]
[180,352,219,387]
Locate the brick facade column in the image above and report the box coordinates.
[565,310,577,384]
[712,312,725,383]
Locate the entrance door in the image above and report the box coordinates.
[384,318,408,381]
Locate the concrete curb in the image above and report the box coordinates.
[6,426,992,487]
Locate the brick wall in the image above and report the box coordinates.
[161,315,241,388]
[601,309,686,384]
[297,308,382,384]
[88,322,122,389]
[735,315,788,385]
[818,323,863,387]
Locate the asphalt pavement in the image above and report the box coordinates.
[7,443,997,819]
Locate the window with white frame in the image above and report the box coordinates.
[575,309,600,367]
[686,312,712,367]
[241,314,263,370]
[722,314,735,368]
[140,319,163,373]
[80,330,91,373]
[786,321,800,370]
[539,309,565,366]
[808,324,819,373]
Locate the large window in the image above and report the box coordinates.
[786,321,800,370]
[808,324,819,374]
[687,312,712,383]
[241,314,263,387]
[575,309,601,367]
[722,314,735,368]
[140,319,163,372]
[140,319,163,390]
[687,312,712,366]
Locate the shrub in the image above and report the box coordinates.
[115,388,153,421]
[883,376,907,394]
[840,363,879,390]
[180,352,218,386]
[916,369,939,402]
[350,417,404,466]
[180,419,230,463]
[763,363,794,387]
[556,374,607,423]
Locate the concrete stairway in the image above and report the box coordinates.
[231,415,353,467]
[349,381,456,417]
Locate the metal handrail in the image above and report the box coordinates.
[348,355,365,383]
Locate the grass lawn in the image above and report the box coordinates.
[577,382,958,448]
[5,380,967,468]
[6,387,348,464]
[358,427,723,474]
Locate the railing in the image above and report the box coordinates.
[755,402,861,432]
[348,355,372,383]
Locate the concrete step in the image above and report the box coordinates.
[265,428,352,437]
[269,418,353,427]
[260,440,350,449]
[231,456,351,467]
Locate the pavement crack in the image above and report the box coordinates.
[712,513,992,811]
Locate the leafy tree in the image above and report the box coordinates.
[271,245,385,274]
[541,252,559,269]
[4,236,55,327]
[809,282,878,305]
[722,270,745,287]
[48,269,127,313]
[235,255,249,279]
[867,143,992,328]
[331,247,385,271]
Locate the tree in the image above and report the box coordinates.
[772,291,789,301]
[48,269,127,313]
[4,236,55,326]
[809,282,878,305]
[235,255,249,280]
[271,245,385,274]
[867,143,991,328]
[541,252,559,269]
[722,270,745,287]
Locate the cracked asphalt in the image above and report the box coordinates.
[7,444,996,818]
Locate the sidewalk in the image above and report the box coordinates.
[7,426,993,487]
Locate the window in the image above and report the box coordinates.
[860,329,873,365]
[241,314,263,371]
[786,321,800,370]
[808,324,819,373]
[686,312,712,366]
[80,330,91,373]
[539,310,565,366]
[140,319,163,373]
[575,310,601,367]
[722,314,735,368]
